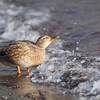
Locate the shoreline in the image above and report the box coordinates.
[0,73,79,100]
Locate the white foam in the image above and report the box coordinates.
[24,9,50,26]
[30,37,100,96]
[91,80,100,94]
[0,5,51,41]
[6,6,24,16]
[1,24,40,41]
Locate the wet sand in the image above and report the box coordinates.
[0,71,79,100]
[0,74,47,100]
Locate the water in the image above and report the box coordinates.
[0,0,100,100]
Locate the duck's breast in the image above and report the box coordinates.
[30,47,45,66]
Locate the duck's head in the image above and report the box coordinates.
[36,35,60,48]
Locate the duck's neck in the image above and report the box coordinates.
[35,43,46,49]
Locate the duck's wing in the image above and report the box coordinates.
[0,47,16,67]
[0,40,36,67]
[0,40,15,56]
[19,40,35,45]
[0,41,18,67]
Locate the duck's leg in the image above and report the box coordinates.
[17,66,21,77]
[26,67,30,74]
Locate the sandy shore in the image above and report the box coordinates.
[0,70,79,100]
[0,74,48,100]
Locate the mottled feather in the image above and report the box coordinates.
[0,35,59,72]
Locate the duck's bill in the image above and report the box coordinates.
[50,36,60,42]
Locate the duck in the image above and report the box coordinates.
[0,35,59,76]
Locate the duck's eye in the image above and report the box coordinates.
[42,37,49,40]
[42,37,45,39]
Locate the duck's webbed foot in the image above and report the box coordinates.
[17,66,21,77]
[26,67,30,75]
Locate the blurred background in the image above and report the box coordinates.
[0,0,100,100]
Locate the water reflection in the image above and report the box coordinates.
[0,74,80,100]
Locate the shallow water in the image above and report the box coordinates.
[0,0,100,100]
[0,74,81,100]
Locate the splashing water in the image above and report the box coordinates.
[0,0,100,98]
[29,38,100,96]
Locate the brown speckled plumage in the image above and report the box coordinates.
[5,41,45,67]
[0,35,59,76]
